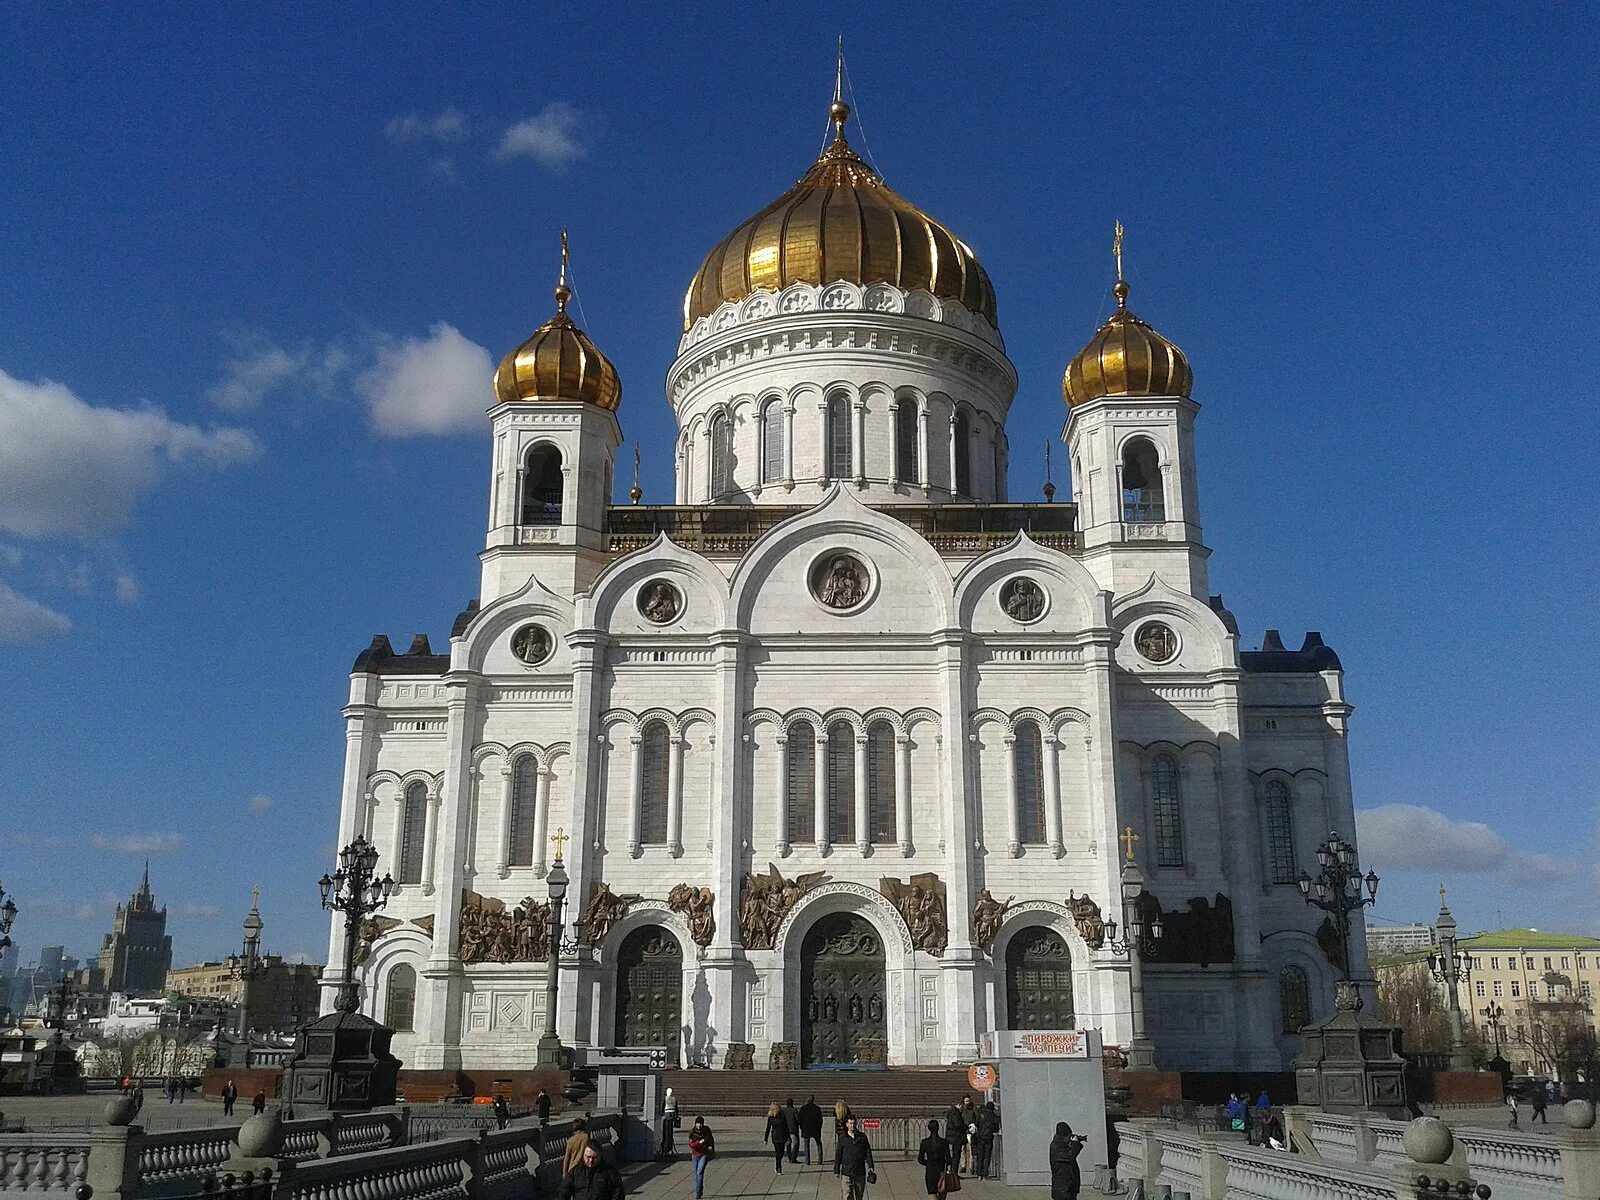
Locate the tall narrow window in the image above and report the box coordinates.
[953,409,972,495]
[786,721,816,843]
[992,437,1003,498]
[867,722,896,844]
[640,721,670,845]
[709,412,733,498]
[1151,754,1184,867]
[398,782,428,884]
[761,399,785,484]
[1263,779,1297,884]
[1014,721,1046,844]
[826,722,855,844]
[895,401,919,484]
[1279,965,1310,1034]
[826,394,852,480]
[1121,438,1165,522]
[385,963,416,1031]
[521,445,564,525]
[682,436,695,498]
[508,755,537,867]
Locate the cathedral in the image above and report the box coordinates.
[324,92,1369,1073]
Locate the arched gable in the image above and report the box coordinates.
[581,532,733,633]
[953,532,1109,634]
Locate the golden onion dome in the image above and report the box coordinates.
[1062,276,1191,407]
[682,99,997,331]
[494,236,622,411]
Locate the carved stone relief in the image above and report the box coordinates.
[457,890,550,965]
[1067,891,1106,950]
[581,882,641,948]
[667,883,715,948]
[881,873,948,956]
[740,864,827,950]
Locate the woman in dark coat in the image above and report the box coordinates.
[1049,1122,1086,1200]
[917,1119,951,1196]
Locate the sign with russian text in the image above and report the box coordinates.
[985,1029,1090,1059]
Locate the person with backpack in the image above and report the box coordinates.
[942,1100,968,1177]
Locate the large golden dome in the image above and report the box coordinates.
[682,100,997,331]
[1062,278,1191,407]
[495,279,621,412]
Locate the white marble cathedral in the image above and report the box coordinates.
[324,93,1370,1074]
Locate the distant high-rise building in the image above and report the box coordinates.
[96,866,173,995]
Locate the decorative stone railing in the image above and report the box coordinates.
[0,1138,94,1193]
[1153,1129,1207,1197]
[1450,1128,1566,1200]
[1213,1141,1402,1200]
[136,1125,241,1187]
[280,1138,470,1200]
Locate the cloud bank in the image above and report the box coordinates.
[1356,804,1576,885]
[0,582,71,645]
[358,323,495,437]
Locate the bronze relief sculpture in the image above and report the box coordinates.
[971,888,1015,952]
[739,863,827,949]
[1067,891,1106,950]
[456,890,550,964]
[667,883,716,948]
[581,881,641,948]
[881,873,948,956]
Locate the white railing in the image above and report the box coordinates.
[0,1141,92,1193]
[1215,1142,1399,1200]
[1367,1118,1408,1171]
[1116,1122,1146,1186]
[1307,1112,1360,1161]
[284,1138,470,1200]
[1453,1128,1565,1200]
[1155,1131,1205,1196]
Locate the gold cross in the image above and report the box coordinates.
[559,228,570,288]
[1119,825,1140,863]
[1113,220,1125,283]
[550,826,570,862]
[250,884,261,908]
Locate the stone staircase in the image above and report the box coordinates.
[662,1068,980,1116]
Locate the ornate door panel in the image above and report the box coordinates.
[1006,928,1075,1029]
[614,927,682,1055]
[802,914,887,1065]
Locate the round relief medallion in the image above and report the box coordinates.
[637,579,683,625]
[1000,576,1047,623]
[510,623,554,666]
[810,552,870,611]
[1133,621,1179,664]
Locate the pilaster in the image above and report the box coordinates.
[936,629,979,1059]
[559,625,610,1047]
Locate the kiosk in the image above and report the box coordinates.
[980,1028,1109,1186]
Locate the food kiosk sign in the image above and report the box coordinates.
[992,1029,1089,1059]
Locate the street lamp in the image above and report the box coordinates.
[1427,887,1473,1069]
[1481,1001,1506,1059]
[1296,829,1379,1011]
[1104,828,1163,1071]
[319,837,396,1014]
[0,880,18,954]
[228,887,269,1038]
[43,975,74,1044]
[537,828,574,1067]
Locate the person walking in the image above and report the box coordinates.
[1049,1123,1087,1200]
[942,1100,967,1176]
[835,1114,876,1200]
[251,1090,266,1115]
[563,1118,591,1176]
[688,1116,715,1199]
[493,1095,510,1129]
[1506,1092,1519,1128]
[658,1088,678,1160]
[133,1084,145,1113]
[1532,1087,1549,1124]
[833,1100,852,1162]
[537,1088,552,1126]
[799,1096,824,1165]
[783,1097,801,1164]
[222,1079,238,1117]
[972,1101,1000,1180]
[918,1119,951,1197]
[960,1098,977,1172]
[765,1102,788,1173]
[556,1141,624,1200]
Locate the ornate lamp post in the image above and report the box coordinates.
[228,887,269,1038]
[319,838,397,1013]
[1295,829,1379,1009]
[537,829,584,1068]
[0,881,17,955]
[1103,827,1163,1071]
[1481,1001,1506,1059]
[33,974,84,1094]
[1427,887,1473,1069]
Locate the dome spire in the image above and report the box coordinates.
[554,228,571,315]
[827,36,852,150]
[1112,220,1129,308]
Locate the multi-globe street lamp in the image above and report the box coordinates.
[1481,1001,1506,1059]
[1427,889,1474,1069]
[1296,830,1379,1009]
[318,837,396,1013]
[0,881,18,955]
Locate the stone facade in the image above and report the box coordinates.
[97,868,172,996]
[164,957,322,1033]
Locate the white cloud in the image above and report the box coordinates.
[1356,804,1576,885]
[385,108,471,145]
[114,572,140,605]
[0,583,71,644]
[177,904,220,919]
[496,103,587,170]
[207,334,351,413]
[357,323,494,437]
[0,368,258,540]
[30,895,116,921]
[90,833,184,856]
[247,793,273,813]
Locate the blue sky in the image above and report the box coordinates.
[1,5,1595,970]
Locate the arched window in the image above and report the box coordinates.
[1121,438,1164,523]
[953,409,972,495]
[1280,965,1311,1034]
[709,411,733,498]
[895,400,919,484]
[786,721,816,843]
[384,963,416,1031]
[826,722,855,843]
[1151,754,1184,867]
[761,398,785,484]
[826,393,852,480]
[640,721,670,845]
[521,445,564,525]
[1014,721,1046,844]
[1263,779,1297,884]
[508,755,537,868]
[866,722,896,844]
[398,781,428,884]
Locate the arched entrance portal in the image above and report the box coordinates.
[801,913,886,1065]
[614,926,682,1056]
[1006,928,1074,1029]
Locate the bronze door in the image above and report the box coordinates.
[802,914,886,1065]
[1006,928,1075,1029]
[614,927,682,1056]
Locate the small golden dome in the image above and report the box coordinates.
[683,100,997,331]
[494,236,621,411]
[1062,278,1191,407]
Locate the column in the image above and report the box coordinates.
[705,631,748,1055]
[774,733,791,856]
[420,783,442,894]
[495,764,514,878]
[328,681,381,1014]
[1003,735,1021,857]
[627,734,644,857]
[854,733,870,852]
[948,415,959,494]
[531,764,553,878]
[783,402,795,484]
[814,731,829,854]
[895,735,913,856]
[667,734,685,857]
[935,632,980,1060]
[559,630,609,1048]
[917,404,931,494]
[853,399,867,483]
[887,402,900,485]
[389,797,407,871]
[1044,734,1064,857]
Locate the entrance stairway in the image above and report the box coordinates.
[661,1068,979,1116]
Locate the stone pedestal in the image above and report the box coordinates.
[279,1010,400,1115]
[31,1037,84,1094]
[1294,982,1407,1118]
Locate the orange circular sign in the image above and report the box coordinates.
[968,1063,997,1091]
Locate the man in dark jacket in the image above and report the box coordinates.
[782,1098,801,1163]
[835,1115,876,1200]
[537,1089,552,1125]
[558,1143,624,1200]
[798,1096,825,1165]
[972,1101,1000,1179]
[943,1101,968,1176]
[1049,1122,1086,1200]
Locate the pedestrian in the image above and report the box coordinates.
[972,1101,1000,1179]
[493,1095,509,1129]
[133,1084,145,1113]
[252,1090,266,1115]
[798,1095,824,1165]
[564,1118,591,1177]
[1532,1087,1549,1124]
[918,1119,951,1197]
[960,1098,977,1171]
[121,1075,132,1095]
[1225,1093,1246,1132]
[765,1102,788,1173]
[835,1114,876,1200]
[177,1078,187,1104]
[688,1116,715,1200]
[556,1141,624,1200]
[1506,1092,1519,1129]
[538,1088,552,1126]
[783,1097,801,1164]
[164,1077,175,1104]
[1048,1122,1087,1200]
[658,1088,678,1160]
[942,1099,967,1176]
[222,1080,238,1117]
[833,1100,852,1162]
[1265,1114,1286,1151]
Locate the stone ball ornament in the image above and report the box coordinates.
[810,552,871,611]
[1133,620,1178,664]
[103,1095,137,1126]
[1401,1115,1454,1165]
[236,1108,285,1158]
[1566,1098,1597,1129]
[638,580,683,625]
[511,623,554,666]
